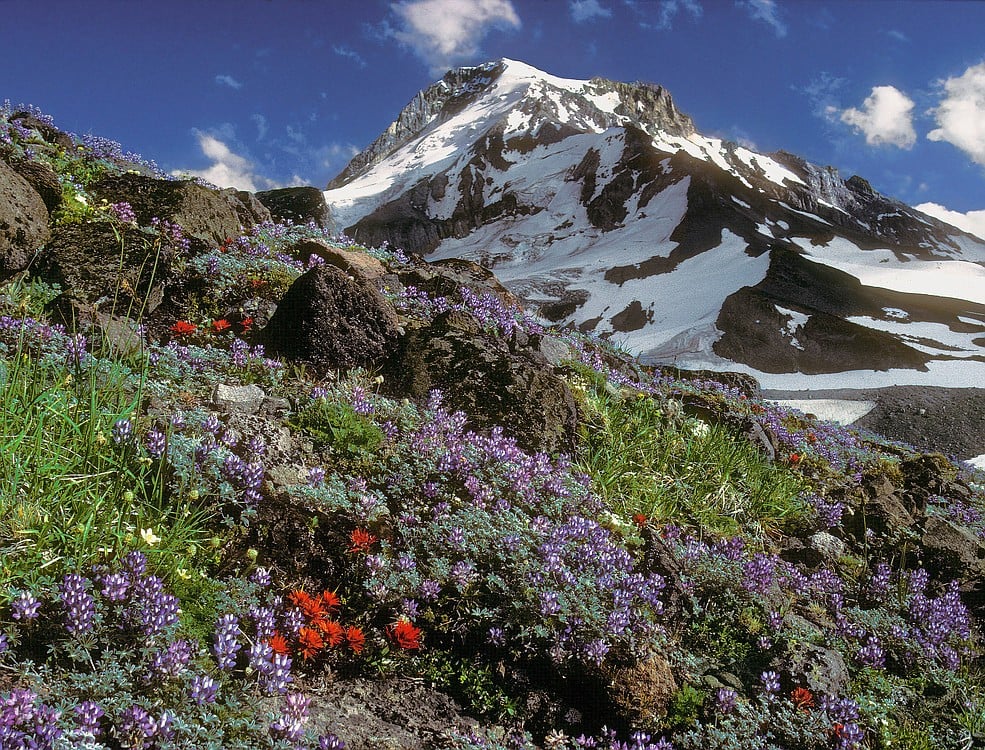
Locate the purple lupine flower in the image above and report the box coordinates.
[867,562,892,601]
[131,575,179,636]
[583,638,609,666]
[715,687,738,714]
[112,418,133,445]
[0,632,7,654]
[856,635,885,668]
[307,466,326,487]
[59,574,95,634]
[419,580,440,601]
[319,733,346,749]
[189,673,219,705]
[250,566,272,587]
[742,553,776,595]
[447,526,466,549]
[450,560,477,588]
[99,571,130,602]
[148,639,193,680]
[270,692,310,745]
[206,254,220,275]
[109,201,136,223]
[761,670,781,694]
[65,333,88,367]
[73,700,104,737]
[281,607,306,637]
[213,614,242,670]
[350,386,373,415]
[123,550,147,577]
[487,627,506,646]
[201,414,222,436]
[262,653,294,695]
[11,590,41,621]
[539,590,561,617]
[145,428,166,458]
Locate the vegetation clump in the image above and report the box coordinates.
[2,102,985,750]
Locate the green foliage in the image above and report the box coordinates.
[414,649,519,721]
[291,398,384,463]
[666,683,707,728]
[571,368,809,537]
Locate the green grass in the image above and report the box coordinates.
[0,306,213,590]
[571,370,809,537]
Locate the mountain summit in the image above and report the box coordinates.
[324,59,985,388]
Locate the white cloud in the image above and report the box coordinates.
[251,113,268,141]
[738,0,786,38]
[334,44,368,68]
[570,0,611,23]
[390,0,521,73]
[214,74,243,90]
[173,132,278,192]
[839,85,917,148]
[927,61,985,167]
[885,29,909,43]
[915,202,985,241]
[637,0,702,30]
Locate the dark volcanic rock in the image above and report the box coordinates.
[9,111,75,150]
[398,257,519,304]
[92,173,248,250]
[224,188,272,227]
[0,157,50,278]
[260,264,401,373]
[35,222,174,314]
[7,157,62,212]
[256,186,331,229]
[383,309,579,455]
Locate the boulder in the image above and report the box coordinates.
[35,222,173,314]
[774,638,849,697]
[600,653,677,727]
[0,157,50,278]
[224,188,272,228]
[383,309,579,456]
[260,264,401,373]
[213,383,266,415]
[8,157,62,212]
[290,238,386,284]
[256,186,332,229]
[9,111,75,150]
[398,257,519,306]
[91,173,247,251]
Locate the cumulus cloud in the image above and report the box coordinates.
[390,0,521,73]
[214,74,243,90]
[738,0,786,38]
[915,202,985,241]
[839,85,917,148]
[570,0,611,23]
[173,132,277,192]
[927,61,985,167]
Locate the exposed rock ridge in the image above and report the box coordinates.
[327,61,506,189]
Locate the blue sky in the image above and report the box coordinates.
[2,0,984,233]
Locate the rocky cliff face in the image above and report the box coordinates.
[323,59,985,388]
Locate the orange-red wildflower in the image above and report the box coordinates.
[791,687,814,712]
[170,320,196,336]
[318,619,345,648]
[349,528,377,553]
[789,452,802,465]
[632,513,648,529]
[239,316,254,333]
[319,590,341,612]
[298,626,324,660]
[268,631,290,656]
[345,626,366,654]
[212,318,231,332]
[388,619,422,650]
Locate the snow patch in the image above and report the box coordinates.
[768,399,877,425]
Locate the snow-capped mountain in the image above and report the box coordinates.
[324,58,985,388]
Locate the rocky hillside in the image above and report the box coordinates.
[2,104,985,750]
[323,59,985,388]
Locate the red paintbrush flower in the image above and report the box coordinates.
[319,590,341,612]
[212,318,231,332]
[349,528,377,554]
[388,619,422,650]
[267,631,290,656]
[297,626,324,659]
[170,320,196,336]
[345,626,366,654]
[318,619,345,648]
[791,686,814,712]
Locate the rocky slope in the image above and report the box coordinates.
[323,59,985,388]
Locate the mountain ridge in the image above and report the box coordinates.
[323,58,985,388]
